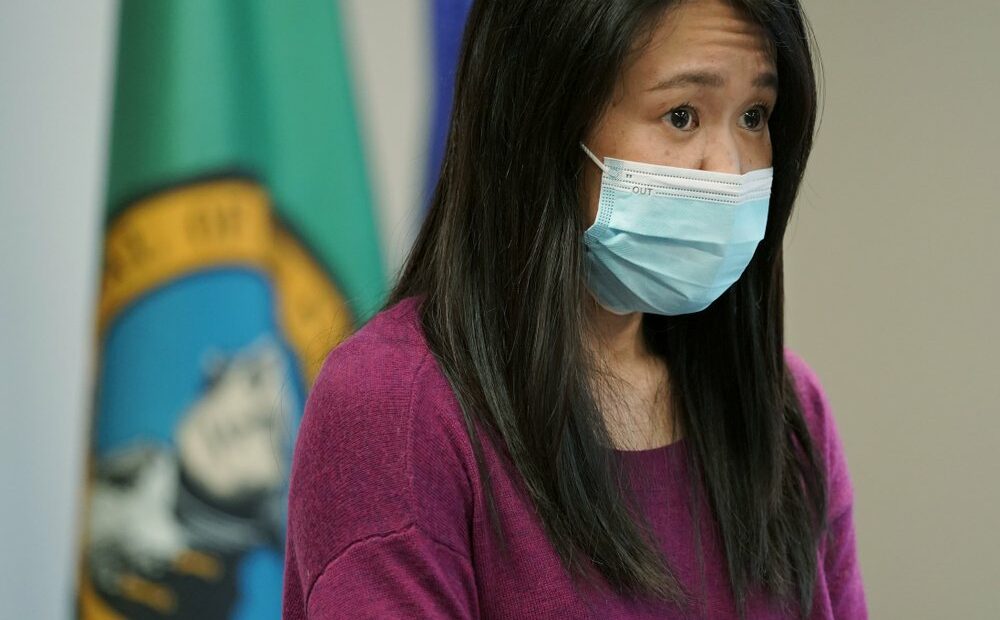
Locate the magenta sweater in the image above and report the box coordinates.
[282,296,867,618]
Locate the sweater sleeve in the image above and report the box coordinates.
[784,348,869,619]
[304,523,477,619]
[282,327,480,619]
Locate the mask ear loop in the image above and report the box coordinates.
[579,142,609,174]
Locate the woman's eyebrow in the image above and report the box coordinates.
[647,71,779,91]
[753,71,779,90]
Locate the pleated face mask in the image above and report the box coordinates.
[580,142,773,316]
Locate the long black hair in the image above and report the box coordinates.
[386,0,826,617]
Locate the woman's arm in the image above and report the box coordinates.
[282,332,480,619]
[284,520,477,619]
[785,348,869,619]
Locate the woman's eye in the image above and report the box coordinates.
[666,106,698,131]
[740,105,770,131]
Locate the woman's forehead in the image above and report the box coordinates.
[626,0,776,89]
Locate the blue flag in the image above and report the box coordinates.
[425,0,474,207]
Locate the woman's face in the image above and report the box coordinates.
[582,0,778,227]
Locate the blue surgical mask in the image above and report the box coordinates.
[580,142,772,316]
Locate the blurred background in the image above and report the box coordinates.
[1,1,997,618]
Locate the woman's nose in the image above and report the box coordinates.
[699,131,744,175]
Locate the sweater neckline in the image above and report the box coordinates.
[612,436,686,462]
[611,438,687,492]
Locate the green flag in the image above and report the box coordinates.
[77,2,385,618]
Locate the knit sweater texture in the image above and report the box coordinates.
[282,296,867,619]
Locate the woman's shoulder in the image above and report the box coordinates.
[297,295,468,484]
[782,347,830,436]
[301,295,464,462]
[322,294,429,368]
[782,346,856,521]
[287,294,476,597]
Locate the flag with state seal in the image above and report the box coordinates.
[76,1,385,618]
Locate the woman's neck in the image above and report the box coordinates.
[583,291,678,449]
[583,292,650,366]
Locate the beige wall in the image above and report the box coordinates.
[788,1,1000,617]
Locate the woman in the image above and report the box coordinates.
[283,0,867,618]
